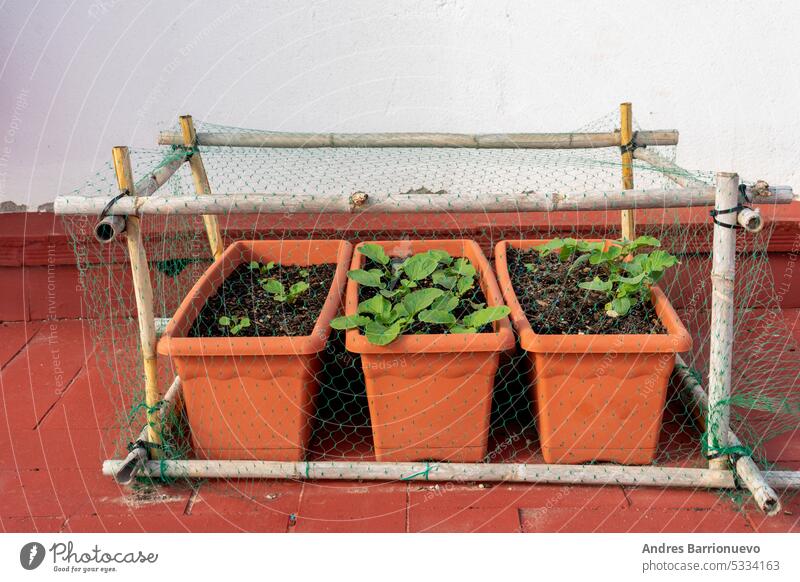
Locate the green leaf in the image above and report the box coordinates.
[606,296,632,317]
[218,316,231,326]
[358,294,391,318]
[618,273,647,285]
[628,235,661,250]
[239,317,251,328]
[379,289,403,298]
[402,253,439,281]
[248,261,260,270]
[452,258,476,277]
[576,240,604,253]
[431,293,459,312]
[392,304,410,321]
[347,269,384,288]
[621,256,646,276]
[400,279,417,288]
[330,314,371,330]
[462,306,510,328]
[646,250,678,272]
[578,277,613,293]
[427,249,452,264]
[451,326,478,334]
[358,243,390,265]
[402,288,444,315]
[299,268,309,277]
[589,246,622,265]
[418,309,457,325]
[456,275,475,295]
[264,279,284,295]
[289,281,309,295]
[534,239,565,255]
[432,269,457,290]
[365,321,402,345]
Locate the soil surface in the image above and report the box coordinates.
[190,263,337,337]
[360,257,492,334]
[507,247,666,335]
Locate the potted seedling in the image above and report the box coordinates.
[158,239,353,461]
[494,237,692,465]
[331,240,514,462]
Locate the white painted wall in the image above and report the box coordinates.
[1,0,799,208]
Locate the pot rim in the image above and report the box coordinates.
[345,239,514,354]
[158,239,353,357]
[494,239,693,354]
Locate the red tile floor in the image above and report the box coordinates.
[1,316,799,533]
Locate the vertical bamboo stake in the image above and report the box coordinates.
[180,115,224,260]
[707,172,739,470]
[112,146,161,457]
[620,102,635,240]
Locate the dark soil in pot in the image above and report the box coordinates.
[189,263,337,337]
[507,247,666,335]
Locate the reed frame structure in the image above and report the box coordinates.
[53,105,800,516]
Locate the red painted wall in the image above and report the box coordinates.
[1,206,799,322]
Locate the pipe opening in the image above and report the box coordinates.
[94,215,126,243]
[737,208,763,233]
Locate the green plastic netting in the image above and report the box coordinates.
[60,112,799,505]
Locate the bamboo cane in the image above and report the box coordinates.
[157,129,680,149]
[112,146,161,458]
[55,185,728,215]
[113,376,182,485]
[634,147,795,203]
[620,103,636,240]
[179,115,224,261]
[673,356,781,515]
[707,172,739,471]
[100,459,800,490]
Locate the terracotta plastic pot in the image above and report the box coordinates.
[345,239,514,462]
[158,239,353,461]
[494,239,692,465]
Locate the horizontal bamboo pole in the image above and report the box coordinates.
[102,459,800,491]
[103,459,735,488]
[673,355,781,515]
[634,147,795,203]
[56,186,725,215]
[157,129,679,149]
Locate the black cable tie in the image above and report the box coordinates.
[98,190,130,220]
[738,183,753,203]
[709,204,745,229]
[620,133,638,154]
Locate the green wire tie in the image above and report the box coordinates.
[402,461,433,481]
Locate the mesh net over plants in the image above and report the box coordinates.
[61,112,799,502]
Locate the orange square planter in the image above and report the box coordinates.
[158,239,353,461]
[345,239,514,462]
[494,239,692,465]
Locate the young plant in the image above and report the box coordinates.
[262,279,310,304]
[531,236,678,318]
[249,260,310,304]
[331,244,509,345]
[218,314,251,335]
[248,260,275,277]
